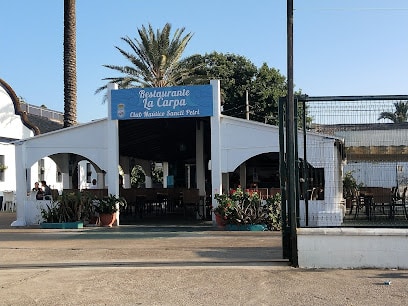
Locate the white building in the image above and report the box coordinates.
[1,79,345,227]
[0,79,65,205]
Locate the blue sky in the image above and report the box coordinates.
[1,0,407,123]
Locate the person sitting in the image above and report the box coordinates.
[32,182,42,192]
[41,180,52,200]
[36,189,44,200]
[33,182,44,200]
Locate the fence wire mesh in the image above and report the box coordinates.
[301,96,408,227]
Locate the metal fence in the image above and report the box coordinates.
[300,95,408,227]
[20,102,63,122]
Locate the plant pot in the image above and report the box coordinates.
[225,224,266,231]
[99,213,116,227]
[40,221,83,229]
[346,198,352,209]
[215,214,226,228]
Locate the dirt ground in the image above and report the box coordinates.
[0,212,407,305]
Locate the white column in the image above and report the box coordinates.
[196,120,205,195]
[162,162,169,188]
[222,173,229,194]
[97,172,105,189]
[12,142,27,226]
[107,83,120,225]
[210,79,222,223]
[143,160,152,188]
[120,156,131,188]
[196,120,206,218]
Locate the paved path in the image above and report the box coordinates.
[1,212,408,305]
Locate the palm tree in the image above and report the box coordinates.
[378,101,408,123]
[95,23,197,96]
[63,0,77,127]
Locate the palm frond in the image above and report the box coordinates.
[96,22,198,96]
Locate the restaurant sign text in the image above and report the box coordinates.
[111,85,213,120]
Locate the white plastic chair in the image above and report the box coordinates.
[2,191,15,212]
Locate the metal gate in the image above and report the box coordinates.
[279,94,408,266]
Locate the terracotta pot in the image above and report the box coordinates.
[215,214,226,228]
[99,213,116,227]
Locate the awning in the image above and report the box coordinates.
[346,145,408,162]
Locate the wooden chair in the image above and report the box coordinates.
[348,189,366,219]
[182,189,200,219]
[391,186,408,220]
[370,187,393,218]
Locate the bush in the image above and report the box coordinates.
[40,191,97,223]
[213,187,282,230]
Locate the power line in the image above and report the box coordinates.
[295,7,408,12]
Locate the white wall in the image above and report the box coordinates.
[0,143,16,195]
[20,120,108,170]
[336,129,408,147]
[28,157,62,192]
[0,85,33,140]
[78,160,98,190]
[298,228,408,269]
[220,116,280,172]
[344,161,402,188]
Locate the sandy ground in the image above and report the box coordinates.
[0,212,407,305]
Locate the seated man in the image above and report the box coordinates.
[35,188,44,200]
[41,180,52,200]
[32,181,44,200]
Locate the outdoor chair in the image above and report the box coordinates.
[391,186,408,220]
[348,189,367,219]
[182,189,200,219]
[2,191,15,212]
[309,188,318,200]
[369,187,393,218]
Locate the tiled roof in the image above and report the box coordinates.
[312,123,408,135]
[0,136,19,143]
[26,113,64,134]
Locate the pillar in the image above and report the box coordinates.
[210,79,222,223]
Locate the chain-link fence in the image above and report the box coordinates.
[300,95,408,227]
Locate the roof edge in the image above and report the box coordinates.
[0,78,41,135]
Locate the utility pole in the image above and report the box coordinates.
[286,0,298,266]
[246,90,250,120]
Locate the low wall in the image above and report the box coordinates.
[299,200,344,227]
[298,227,408,269]
[25,199,51,225]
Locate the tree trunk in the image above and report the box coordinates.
[63,0,77,127]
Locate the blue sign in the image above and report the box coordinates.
[111,85,213,120]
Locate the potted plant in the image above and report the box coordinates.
[264,193,282,231]
[94,194,127,227]
[343,170,362,208]
[213,192,235,227]
[40,191,84,229]
[78,191,100,226]
[213,187,281,231]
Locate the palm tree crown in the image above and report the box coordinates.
[378,101,408,123]
[96,23,196,96]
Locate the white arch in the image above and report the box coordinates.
[220,116,280,172]
[13,119,114,226]
[20,119,108,170]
